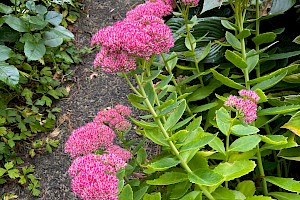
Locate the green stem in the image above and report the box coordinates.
[255,0,261,78]
[122,72,141,96]
[161,53,194,117]
[133,74,215,200]
[256,145,268,195]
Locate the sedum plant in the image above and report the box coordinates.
[66,0,300,199]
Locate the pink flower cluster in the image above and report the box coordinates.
[91,0,174,73]
[181,0,199,6]
[225,90,260,124]
[68,154,126,200]
[65,105,133,200]
[94,104,132,131]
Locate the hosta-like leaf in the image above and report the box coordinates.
[281,111,300,136]
[269,0,296,15]
[147,172,188,185]
[188,169,224,186]
[214,160,256,181]
[229,135,261,152]
[201,0,223,14]
[265,176,300,193]
[0,62,19,86]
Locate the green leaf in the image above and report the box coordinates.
[164,100,186,130]
[119,184,133,200]
[231,124,259,136]
[188,169,224,186]
[0,45,12,61]
[144,128,169,147]
[185,34,196,51]
[293,35,300,44]
[214,160,256,181]
[216,107,231,136]
[180,135,216,152]
[236,180,256,197]
[133,186,149,200]
[221,20,237,31]
[252,32,276,46]
[52,26,74,40]
[146,156,180,171]
[257,105,300,116]
[147,172,188,185]
[265,176,300,193]
[45,11,63,26]
[246,50,259,72]
[36,5,47,14]
[166,52,178,71]
[7,169,19,179]
[0,62,19,86]
[225,31,241,50]
[251,71,287,90]
[211,187,236,200]
[229,135,261,152]
[260,135,288,145]
[209,136,226,155]
[278,147,300,161]
[0,3,13,14]
[180,191,201,200]
[201,0,222,14]
[193,102,219,113]
[197,42,211,63]
[24,41,46,61]
[269,192,300,200]
[0,168,6,177]
[281,111,300,136]
[237,29,251,39]
[211,69,245,90]
[246,196,274,200]
[131,118,158,129]
[269,0,296,15]
[170,181,192,199]
[188,79,222,102]
[225,50,247,69]
[171,115,195,131]
[43,31,63,47]
[266,50,300,61]
[143,193,161,200]
[5,15,29,32]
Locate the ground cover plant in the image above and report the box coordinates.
[65,0,300,199]
[0,0,81,197]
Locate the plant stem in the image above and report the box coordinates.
[256,145,268,195]
[161,53,194,117]
[255,0,261,78]
[133,74,216,200]
[122,72,141,96]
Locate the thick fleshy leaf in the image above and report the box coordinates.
[229,135,261,152]
[214,160,256,181]
[119,184,133,200]
[45,11,63,26]
[188,169,224,186]
[269,192,300,200]
[43,31,63,47]
[52,26,74,40]
[147,172,188,185]
[225,31,241,50]
[143,193,161,200]
[246,196,274,200]
[212,187,245,200]
[252,32,276,46]
[180,191,201,200]
[184,34,196,51]
[146,156,180,171]
[269,0,296,15]
[266,50,300,61]
[281,111,300,136]
[211,69,245,90]
[0,62,19,86]
[201,0,222,14]
[144,129,169,147]
[209,136,226,155]
[216,107,231,136]
[258,105,300,116]
[180,134,216,152]
[251,71,287,90]
[260,135,288,145]
[24,41,46,61]
[231,124,259,136]
[170,181,192,200]
[164,100,186,130]
[236,180,256,197]
[133,186,149,200]
[265,176,300,193]
[225,50,247,69]
[278,147,300,161]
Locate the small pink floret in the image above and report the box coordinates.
[106,145,132,162]
[238,89,260,103]
[181,0,199,6]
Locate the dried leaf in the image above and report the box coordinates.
[89,72,98,80]
[49,128,60,138]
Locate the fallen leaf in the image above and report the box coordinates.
[89,72,98,80]
[49,128,60,138]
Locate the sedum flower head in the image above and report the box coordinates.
[181,0,199,6]
[106,145,132,162]
[225,90,259,124]
[68,154,126,200]
[126,0,173,21]
[64,122,116,158]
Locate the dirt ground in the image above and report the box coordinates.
[0,0,143,199]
